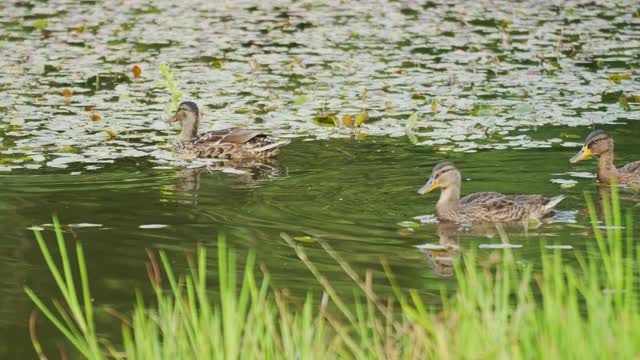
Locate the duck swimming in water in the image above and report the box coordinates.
[418,162,564,224]
[166,101,290,160]
[569,129,640,188]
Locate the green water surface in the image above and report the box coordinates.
[0,0,639,357]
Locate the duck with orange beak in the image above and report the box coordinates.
[418,162,564,224]
[569,129,640,187]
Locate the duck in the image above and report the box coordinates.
[417,162,564,224]
[569,129,640,187]
[165,101,290,160]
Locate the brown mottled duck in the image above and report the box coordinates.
[166,101,290,160]
[418,162,564,224]
[569,129,640,187]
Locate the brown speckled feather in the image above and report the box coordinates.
[618,160,640,187]
[174,127,289,160]
[437,192,562,223]
[424,162,564,224]
[168,102,290,160]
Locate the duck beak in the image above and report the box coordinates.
[418,176,439,195]
[165,116,178,123]
[569,145,592,163]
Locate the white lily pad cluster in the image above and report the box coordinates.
[0,0,639,172]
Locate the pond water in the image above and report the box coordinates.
[1,0,639,357]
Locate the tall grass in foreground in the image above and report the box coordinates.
[26,186,640,359]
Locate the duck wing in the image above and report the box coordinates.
[190,128,237,146]
[219,128,264,144]
[619,160,640,175]
[189,128,273,159]
[460,192,528,222]
[192,127,263,145]
[460,192,507,205]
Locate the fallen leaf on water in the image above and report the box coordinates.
[62,89,72,97]
[431,99,438,112]
[90,113,102,121]
[132,65,142,78]
[354,112,368,128]
[84,106,94,112]
[608,73,631,83]
[342,114,353,127]
[104,129,117,140]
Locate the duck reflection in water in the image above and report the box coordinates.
[417,222,461,278]
[174,159,288,204]
[417,221,536,278]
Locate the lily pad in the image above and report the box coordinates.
[471,104,496,116]
[293,236,317,243]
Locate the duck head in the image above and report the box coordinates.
[570,129,613,163]
[166,101,200,143]
[418,162,461,195]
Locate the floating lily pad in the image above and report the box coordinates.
[293,236,317,243]
[292,95,310,105]
[397,221,422,228]
[471,104,496,116]
[513,103,534,114]
[139,224,168,229]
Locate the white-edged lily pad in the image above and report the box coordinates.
[479,244,523,249]
[139,224,168,229]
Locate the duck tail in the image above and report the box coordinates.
[544,195,565,213]
[254,139,291,153]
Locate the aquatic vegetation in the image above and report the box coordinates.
[25,186,640,358]
[158,64,184,114]
[31,19,49,31]
[405,112,419,144]
[1,0,639,172]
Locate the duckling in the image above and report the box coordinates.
[418,162,564,224]
[165,101,290,160]
[569,129,640,187]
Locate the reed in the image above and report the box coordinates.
[26,185,640,359]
